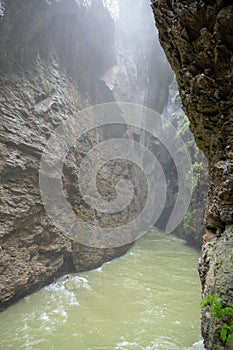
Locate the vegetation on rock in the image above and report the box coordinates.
[201,293,233,346]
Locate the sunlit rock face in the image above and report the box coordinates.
[0,0,172,309]
[152,1,233,349]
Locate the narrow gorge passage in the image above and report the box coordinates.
[0,231,203,350]
[0,0,212,349]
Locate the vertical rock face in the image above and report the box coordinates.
[152,1,233,349]
[0,0,172,309]
[0,0,116,310]
[162,78,208,248]
[105,0,171,111]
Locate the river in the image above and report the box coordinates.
[0,231,204,350]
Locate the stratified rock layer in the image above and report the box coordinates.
[152,1,233,349]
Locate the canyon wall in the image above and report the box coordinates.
[0,0,172,309]
[152,1,233,349]
[162,78,208,248]
[0,0,210,313]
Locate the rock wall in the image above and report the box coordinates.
[152,1,233,349]
[0,0,119,310]
[0,0,171,309]
[161,78,208,248]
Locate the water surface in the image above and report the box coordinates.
[0,231,204,350]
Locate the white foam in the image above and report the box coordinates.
[116,340,142,349]
[185,340,204,350]
[39,313,50,322]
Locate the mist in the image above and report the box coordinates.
[101,0,172,110]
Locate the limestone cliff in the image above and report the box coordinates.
[0,0,171,309]
[0,0,123,310]
[152,1,233,349]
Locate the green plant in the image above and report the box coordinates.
[192,173,200,190]
[186,139,195,148]
[183,209,198,231]
[184,210,192,230]
[201,294,233,344]
[221,324,233,342]
[193,161,202,171]
[177,117,190,138]
[192,161,202,190]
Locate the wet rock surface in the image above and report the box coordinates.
[152,1,233,349]
[161,78,208,248]
[0,0,171,309]
[0,0,126,309]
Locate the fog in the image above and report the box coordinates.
[101,0,172,110]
